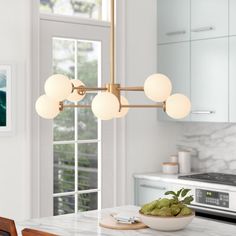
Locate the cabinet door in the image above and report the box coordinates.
[157,0,190,44]
[229,37,236,122]
[191,38,228,122]
[158,42,190,121]
[135,179,169,206]
[191,0,228,40]
[230,0,236,36]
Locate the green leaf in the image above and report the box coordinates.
[181,189,191,198]
[182,196,194,205]
[164,191,177,196]
[176,188,184,197]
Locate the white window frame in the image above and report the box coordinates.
[51,37,102,215]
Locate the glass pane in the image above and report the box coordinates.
[40,0,109,21]
[77,94,97,140]
[54,195,75,215]
[54,105,74,141]
[53,38,75,79]
[78,192,98,212]
[78,143,98,190]
[77,40,101,87]
[54,144,75,193]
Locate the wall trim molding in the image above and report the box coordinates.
[31,0,41,218]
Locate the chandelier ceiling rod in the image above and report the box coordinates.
[110,0,115,84]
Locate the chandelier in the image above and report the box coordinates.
[35,0,191,120]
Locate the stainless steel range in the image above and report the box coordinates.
[178,173,236,222]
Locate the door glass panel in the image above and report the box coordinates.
[78,143,98,190]
[54,195,75,215]
[40,0,109,21]
[54,105,75,141]
[78,192,98,212]
[77,94,97,140]
[77,41,101,87]
[54,144,75,193]
[53,38,75,79]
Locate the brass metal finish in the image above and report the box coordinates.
[119,86,144,91]
[74,86,107,92]
[59,102,64,111]
[122,104,164,108]
[106,83,120,100]
[110,0,115,84]
[77,85,86,95]
[61,103,165,110]
[63,104,91,108]
[85,87,107,91]
[163,101,166,112]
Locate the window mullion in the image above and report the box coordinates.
[74,40,78,214]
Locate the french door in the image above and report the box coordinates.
[39,15,116,216]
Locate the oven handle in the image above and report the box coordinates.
[190,204,236,216]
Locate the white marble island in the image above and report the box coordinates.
[16,206,236,236]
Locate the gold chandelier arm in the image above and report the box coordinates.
[73,86,107,91]
[61,104,91,109]
[119,86,144,91]
[60,102,165,110]
[121,104,164,108]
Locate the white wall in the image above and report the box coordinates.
[0,0,31,221]
[124,0,182,204]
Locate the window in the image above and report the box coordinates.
[40,0,109,21]
[52,38,101,215]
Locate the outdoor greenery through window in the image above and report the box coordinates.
[40,0,109,21]
[53,37,101,216]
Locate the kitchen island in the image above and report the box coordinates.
[16,206,236,236]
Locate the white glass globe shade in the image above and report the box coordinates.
[144,73,172,102]
[166,93,191,119]
[115,96,129,118]
[67,79,86,102]
[44,74,72,101]
[35,95,60,119]
[92,92,120,120]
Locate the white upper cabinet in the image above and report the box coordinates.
[157,0,190,44]
[229,37,236,122]
[158,42,190,121]
[230,0,236,36]
[191,0,228,40]
[191,38,228,122]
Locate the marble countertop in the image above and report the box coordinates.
[134,172,236,191]
[16,205,236,236]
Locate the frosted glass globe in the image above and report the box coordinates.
[35,95,60,119]
[166,93,191,119]
[67,79,86,102]
[144,73,172,102]
[91,92,119,120]
[115,96,129,118]
[44,74,72,101]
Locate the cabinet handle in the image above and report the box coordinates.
[191,26,215,33]
[140,184,166,190]
[166,30,186,36]
[191,110,216,115]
